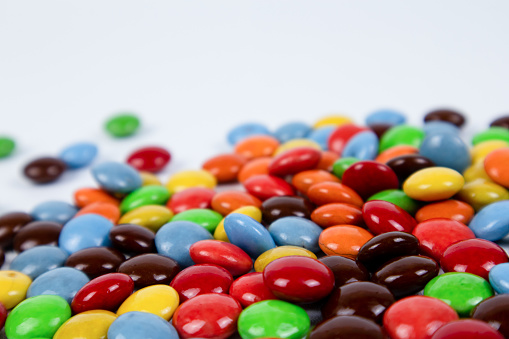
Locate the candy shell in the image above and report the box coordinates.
[318,225,373,258]
[108,311,179,339]
[166,169,217,194]
[105,113,140,137]
[53,310,117,339]
[254,246,317,272]
[126,146,171,173]
[403,167,464,201]
[59,142,98,169]
[92,161,142,194]
[0,271,32,309]
[117,285,179,320]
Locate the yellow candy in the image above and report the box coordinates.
[274,139,322,156]
[463,161,493,183]
[254,246,317,272]
[0,271,32,309]
[313,115,352,128]
[139,171,162,186]
[166,170,217,194]
[118,205,173,232]
[457,179,509,211]
[471,140,509,164]
[403,167,464,202]
[117,285,179,321]
[53,310,117,339]
[214,206,262,242]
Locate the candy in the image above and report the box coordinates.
[484,147,509,187]
[74,201,120,223]
[92,161,142,194]
[375,145,418,164]
[379,125,425,152]
[457,179,509,211]
[268,216,322,253]
[254,246,317,272]
[423,120,460,135]
[469,200,509,241]
[234,135,280,160]
[105,113,140,137]
[117,253,180,288]
[0,136,15,158]
[403,167,464,201]
[342,161,399,200]
[74,187,120,208]
[489,263,509,294]
[306,181,363,207]
[327,124,367,155]
[268,147,321,176]
[0,212,32,248]
[314,114,352,128]
[171,208,223,233]
[65,246,125,278]
[189,240,252,276]
[471,294,509,337]
[13,221,62,252]
[307,125,335,150]
[463,161,493,182]
[31,200,77,224]
[117,285,179,320]
[419,132,471,172]
[319,255,369,286]
[386,154,435,184]
[274,121,311,143]
[471,140,509,163]
[27,267,89,304]
[108,311,179,339]
[211,190,262,216]
[366,189,419,214]
[202,153,247,182]
[53,310,117,339]
[117,205,173,232]
[109,224,156,254]
[0,302,6,330]
[341,130,379,160]
[166,169,217,194]
[370,123,398,139]
[58,142,98,169]
[261,196,314,224]
[366,109,406,126]
[472,126,509,145]
[223,213,276,258]
[311,203,364,228]
[309,315,384,339]
[318,224,373,258]
[331,156,358,179]
[119,185,171,213]
[58,214,114,254]
[430,319,504,339]
[237,157,272,183]
[415,199,474,224]
[139,171,162,186]
[10,245,68,279]
[491,115,509,128]
[0,271,32,309]
[243,174,295,200]
[229,272,277,308]
[227,122,272,145]
[126,146,171,173]
[167,187,215,213]
[362,200,417,234]
[214,205,262,242]
[292,169,341,194]
[424,108,466,127]
[23,156,67,183]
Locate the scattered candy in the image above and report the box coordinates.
[0,136,15,158]
[23,156,67,184]
[105,113,140,138]
[58,142,98,169]
[126,146,171,173]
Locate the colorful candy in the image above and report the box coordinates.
[58,142,98,169]
[23,156,67,184]
[0,136,15,158]
[126,146,171,173]
[105,113,140,137]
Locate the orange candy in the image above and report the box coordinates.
[292,169,341,194]
[315,151,339,172]
[484,148,509,188]
[234,135,280,160]
[311,203,364,228]
[318,225,373,258]
[415,199,475,224]
[375,145,419,164]
[237,157,272,183]
[211,190,262,216]
[74,202,121,224]
[306,182,363,207]
[202,153,247,183]
[74,188,120,208]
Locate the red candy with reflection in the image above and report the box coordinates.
[328,124,368,155]
[362,200,417,235]
[431,319,504,339]
[126,146,171,173]
[167,187,215,214]
[268,147,321,177]
[189,240,253,276]
[229,272,277,308]
[342,161,399,200]
[243,174,295,201]
[0,302,6,331]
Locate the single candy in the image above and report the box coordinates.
[202,153,247,182]
[415,199,474,224]
[92,161,142,194]
[211,190,262,216]
[423,120,460,135]
[109,224,156,254]
[234,135,280,160]
[254,246,317,272]
[105,113,140,137]
[463,161,493,182]
[491,115,509,129]
[472,126,509,145]
[74,201,120,223]
[431,319,504,339]
[5,295,71,339]
[118,205,173,232]
[214,205,262,242]
[65,246,125,278]
[457,179,509,211]
[13,221,62,252]
[311,203,364,228]
[117,285,179,320]
[167,187,215,214]
[261,196,314,224]
[318,225,373,258]
[307,181,363,207]
[314,114,352,128]
[342,161,399,200]
[227,122,272,145]
[108,311,179,339]
[327,124,368,155]
[10,245,68,279]
[139,171,162,186]
[173,293,242,339]
[243,174,295,200]
[309,315,384,339]
[268,147,321,176]
[155,220,213,267]
[0,212,32,248]
[342,130,379,160]
[31,200,77,224]
[424,108,465,127]
[379,125,425,152]
[424,272,494,316]
[362,200,417,234]
[403,167,464,201]
[23,156,67,183]
[331,157,358,179]
[59,214,113,254]
[27,267,89,304]
[189,240,252,276]
[367,189,419,214]
[74,187,119,208]
[120,185,170,213]
[386,154,435,184]
[224,213,276,258]
[366,109,406,126]
[489,263,509,294]
[237,299,310,339]
[469,200,509,241]
[53,310,117,339]
[471,294,509,338]
[484,147,509,187]
[0,271,32,309]
[0,136,15,158]
[419,133,471,172]
[229,272,277,308]
[117,253,180,288]
[274,121,311,143]
[292,169,341,194]
[319,255,369,286]
[308,126,335,150]
[171,208,222,233]
[166,169,217,193]
[126,146,171,173]
[268,216,322,253]
[237,157,272,183]
[59,142,98,169]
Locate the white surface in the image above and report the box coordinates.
[1,0,509,214]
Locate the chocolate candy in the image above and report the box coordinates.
[13,221,62,253]
[227,122,272,145]
[309,315,384,339]
[244,174,296,201]
[386,154,435,184]
[268,216,322,253]
[306,181,363,207]
[0,212,33,248]
[490,115,509,129]
[0,271,32,309]
[431,319,505,339]
[318,225,373,258]
[424,108,466,127]
[92,161,142,194]
[117,253,180,288]
[311,203,364,228]
[211,190,262,216]
[65,246,125,278]
[167,187,215,214]
[10,245,68,279]
[223,213,276,258]
[31,200,78,224]
[318,255,369,287]
[109,224,156,254]
[472,294,509,338]
[23,156,67,184]
[54,310,117,339]
[234,135,280,160]
[261,196,314,224]
[59,214,114,255]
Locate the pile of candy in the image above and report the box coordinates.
[1,109,509,339]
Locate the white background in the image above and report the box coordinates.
[1,1,509,214]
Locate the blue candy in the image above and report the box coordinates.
[10,246,68,279]
[59,142,98,169]
[489,263,509,294]
[469,200,509,241]
[58,214,113,254]
[31,201,78,224]
[423,121,460,135]
[365,109,406,126]
[224,213,276,258]
[27,267,89,304]
[91,161,142,194]
[274,122,311,143]
[227,122,272,146]
[307,126,335,150]
[108,311,179,339]
[342,130,379,160]
[268,216,322,253]
[419,133,471,173]
[155,221,213,268]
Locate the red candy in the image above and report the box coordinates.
[342,161,399,200]
[328,124,368,155]
[189,240,253,276]
[362,200,417,235]
[243,174,295,201]
[0,302,6,331]
[126,146,171,173]
[170,264,233,303]
[268,147,321,176]
[229,272,277,308]
[431,319,505,339]
[263,256,334,303]
[166,187,215,214]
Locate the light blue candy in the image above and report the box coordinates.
[274,122,311,143]
[10,246,68,279]
[27,267,89,304]
[155,221,213,268]
[308,126,335,150]
[59,142,98,169]
[469,200,509,241]
[58,214,113,254]
[227,123,272,146]
[31,201,78,224]
[419,133,471,173]
[224,213,276,258]
[108,311,179,339]
[489,263,509,294]
[91,161,142,194]
[342,130,379,160]
[268,217,322,253]
[423,121,460,135]
[365,109,406,126]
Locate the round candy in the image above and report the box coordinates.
[468,200,509,241]
[189,240,252,276]
[318,225,373,258]
[458,179,509,211]
[59,214,114,254]
[53,310,117,339]
[327,124,368,155]
[27,267,90,304]
[0,271,32,309]
[424,108,466,127]
[423,120,460,135]
[23,156,67,184]
[319,255,369,286]
[491,115,509,129]
[342,161,399,200]
[331,157,358,179]
[223,213,276,258]
[10,245,68,279]
[386,154,435,184]
[202,153,247,183]
[489,263,509,294]
[274,138,321,155]
[65,246,125,278]
[74,201,120,224]
[234,135,280,160]
[261,196,313,224]
[362,200,417,234]
[167,187,215,214]
[431,319,505,339]
[0,211,32,248]
[0,136,15,158]
[0,302,6,330]
[237,157,272,183]
[472,294,509,338]
[484,147,509,187]
[92,161,142,194]
[415,199,475,224]
[31,200,77,224]
[13,221,62,252]
[243,174,295,200]
[105,113,140,137]
[214,205,262,242]
[379,125,425,152]
[403,167,464,201]
[108,311,179,339]
[74,187,119,208]
[366,109,406,126]
[211,190,261,216]
[229,272,277,308]
[292,169,341,194]
[120,185,170,214]
[171,208,222,233]
[375,145,419,164]
[126,146,171,173]
[268,216,322,253]
[268,147,321,176]
[463,161,493,182]
[117,253,180,288]
[166,169,217,194]
[274,121,311,143]
[419,132,471,173]
[227,122,272,145]
[314,114,352,128]
[309,315,384,339]
[307,181,363,207]
[308,125,335,150]
[254,246,317,272]
[59,142,98,169]
[473,126,509,145]
[117,285,179,320]
[118,205,173,232]
[311,203,363,228]
[139,171,162,186]
[342,130,379,160]
[471,140,509,164]
[367,189,419,214]
[109,224,156,254]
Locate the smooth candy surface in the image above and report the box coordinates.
[0,271,32,309]
[171,208,222,233]
[331,157,358,179]
[489,263,509,294]
[268,216,322,253]
[471,294,509,338]
[105,113,140,137]
[0,212,33,248]
[109,223,156,254]
[327,124,367,155]
[318,225,373,258]
[27,267,89,304]
[274,121,311,143]
[229,272,277,308]
[367,189,419,214]
[65,246,125,278]
[484,148,509,187]
[342,161,399,200]
[237,157,272,183]
[319,255,369,286]
[23,156,67,184]
[117,253,180,288]
[235,135,280,160]
[403,167,464,201]
[0,302,5,331]
[118,205,173,232]
[307,181,363,207]
[189,240,253,276]
[117,285,179,320]
[166,169,217,193]
[423,120,460,135]
[292,169,341,194]
[472,126,509,145]
[261,196,314,224]
[120,185,170,213]
[254,246,317,272]
[214,205,262,242]
[308,125,335,150]
[415,199,475,224]
[309,315,384,339]
[53,310,117,339]
[202,153,247,183]
[362,200,417,235]
[311,202,363,228]
[31,200,77,224]
[10,245,68,279]
[59,142,98,169]
[424,108,466,127]
[224,213,276,258]
[126,146,171,173]
[386,154,436,184]
[458,179,509,211]
[74,201,120,223]
[430,319,504,339]
[211,190,262,216]
[366,109,406,126]
[469,200,509,241]
[74,187,119,208]
[59,214,114,254]
[0,136,15,158]
[108,311,179,339]
[227,122,272,145]
[342,130,379,160]
[314,114,352,128]
[92,161,142,194]
[13,221,62,252]
[268,147,321,176]
[419,133,471,172]
[244,174,295,200]
[375,145,419,164]
[167,187,215,214]
[379,125,425,152]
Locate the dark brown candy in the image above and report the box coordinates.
[309,315,384,339]
[490,115,509,129]
[13,221,62,252]
[261,196,314,225]
[423,109,466,128]
[0,212,33,248]
[371,255,439,299]
[472,294,509,338]
[117,253,180,288]
[109,224,156,254]
[0,247,4,267]
[368,123,394,140]
[386,155,435,185]
[65,246,125,278]
[322,281,395,323]
[357,231,420,272]
[318,255,369,287]
[23,156,66,184]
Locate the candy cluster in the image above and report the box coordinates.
[1,109,509,339]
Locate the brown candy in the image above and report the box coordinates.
[0,247,4,267]
[423,108,466,128]
[309,315,384,339]
[318,255,369,287]
[23,156,67,184]
[117,253,180,288]
[472,294,509,338]
[13,221,62,252]
[109,224,156,254]
[490,115,509,129]
[261,196,314,225]
[65,247,125,278]
[386,154,435,185]
[0,212,33,248]
[368,123,394,140]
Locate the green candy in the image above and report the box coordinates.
[0,136,15,158]
[238,300,310,339]
[105,113,140,137]
[379,125,425,152]
[332,157,358,179]
[424,272,493,316]
[368,189,420,214]
[171,208,223,233]
[472,126,509,145]
[120,185,171,214]
[5,295,71,339]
